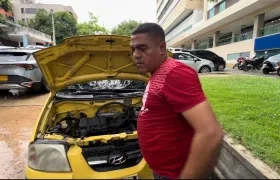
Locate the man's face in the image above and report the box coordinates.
[130,33,166,74]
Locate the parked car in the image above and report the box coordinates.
[0,45,17,50]
[24,35,161,179]
[173,52,215,73]
[169,48,226,71]
[262,53,280,75]
[0,49,49,94]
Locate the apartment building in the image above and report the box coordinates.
[12,0,78,22]
[0,0,52,47]
[158,0,280,62]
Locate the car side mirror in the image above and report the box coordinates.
[194,58,201,62]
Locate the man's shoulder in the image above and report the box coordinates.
[156,58,194,75]
[165,58,197,77]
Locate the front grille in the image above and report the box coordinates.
[81,139,142,172]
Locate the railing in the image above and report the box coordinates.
[217,31,253,46]
[195,41,213,49]
[166,25,193,43]
[259,23,280,37]
[7,26,51,41]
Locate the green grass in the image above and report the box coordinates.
[200,75,280,171]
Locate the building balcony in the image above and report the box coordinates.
[259,23,280,37]
[160,0,203,31]
[7,26,52,44]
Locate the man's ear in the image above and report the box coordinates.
[159,41,167,55]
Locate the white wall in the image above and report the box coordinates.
[207,0,223,10]
[157,0,168,18]
[159,0,180,25]
[192,9,204,24]
[207,39,255,63]
[166,10,203,42]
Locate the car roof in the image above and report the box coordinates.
[172,51,191,54]
[0,49,39,53]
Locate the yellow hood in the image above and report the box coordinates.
[33,35,173,92]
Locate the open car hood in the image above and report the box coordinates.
[34,35,173,93]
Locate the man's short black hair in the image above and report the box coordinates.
[131,22,166,42]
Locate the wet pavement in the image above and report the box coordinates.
[0,91,49,179]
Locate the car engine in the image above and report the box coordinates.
[48,102,140,139]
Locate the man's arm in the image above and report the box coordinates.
[162,64,224,179]
[179,100,224,179]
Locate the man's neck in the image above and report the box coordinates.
[151,56,168,75]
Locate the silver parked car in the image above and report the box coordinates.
[0,49,49,94]
[173,52,215,73]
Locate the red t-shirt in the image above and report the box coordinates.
[137,58,207,179]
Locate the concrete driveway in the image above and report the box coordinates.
[0,91,49,179]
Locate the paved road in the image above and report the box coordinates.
[224,66,279,78]
[0,91,49,179]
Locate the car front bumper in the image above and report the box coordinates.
[25,145,152,179]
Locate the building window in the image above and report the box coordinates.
[22,18,29,21]
[219,1,226,13]
[227,51,250,60]
[21,8,37,14]
[158,0,173,22]
[209,8,215,18]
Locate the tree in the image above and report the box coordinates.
[111,20,142,36]
[0,0,13,12]
[76,12,108,35]
[24,9,77,44]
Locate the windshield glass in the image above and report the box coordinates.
[267,54,280,63]
[0,52,29,62]
[58,79,147,92]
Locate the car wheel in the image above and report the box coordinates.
[30,82,42,93]
[277,68,280,76]
[41,78,50,93]
[199,66,211,74]
[218,64,225,71]
[262,69,269,74]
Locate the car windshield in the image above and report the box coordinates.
[65,79,147,90]
[56,79,147,99]
[267,54,280,63]
[0,52,29,62]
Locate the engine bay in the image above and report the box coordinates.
[46,101,141,139]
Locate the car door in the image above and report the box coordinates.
[175,53,197,71]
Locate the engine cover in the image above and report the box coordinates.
[78,115,125,137]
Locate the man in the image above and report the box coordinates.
[130,23,224,179]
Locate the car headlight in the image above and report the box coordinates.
[27,142,71,172]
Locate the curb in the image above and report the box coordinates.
[215,136,280,179]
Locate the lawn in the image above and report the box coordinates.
[199,75,280,172]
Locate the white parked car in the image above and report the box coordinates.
[172,52,215,73]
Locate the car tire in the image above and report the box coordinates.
[262,69,269,74]
[217,63,225,71]
[41,78,50,93]
[277,68,280,76]
[30,82,42,93]
[199,66,211,74]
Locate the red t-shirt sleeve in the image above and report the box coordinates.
[162,64,207,113]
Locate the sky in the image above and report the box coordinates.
[36,0,157,30]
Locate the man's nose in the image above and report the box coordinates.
[133,51,141,61]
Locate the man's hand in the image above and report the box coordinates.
[179,100,224,179]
